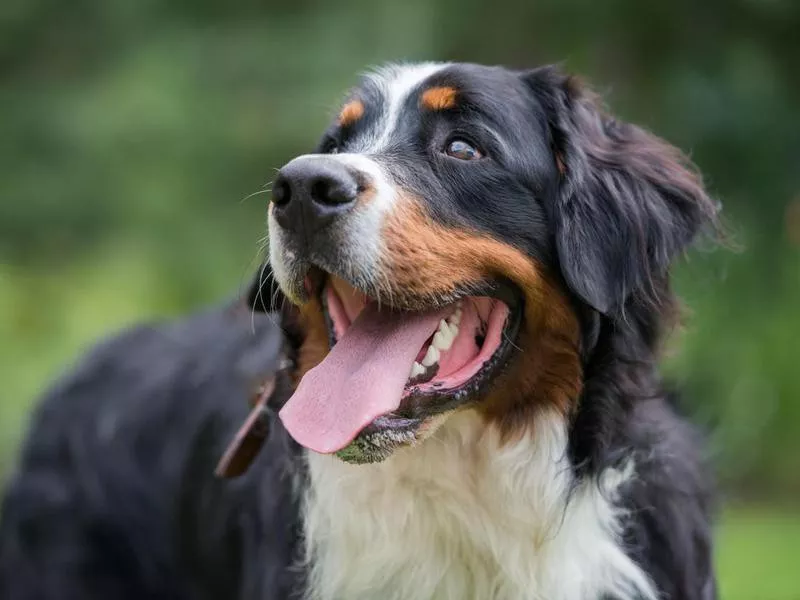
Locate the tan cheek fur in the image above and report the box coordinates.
[287,197,583,439]
[381,200,583,435]
[293,298,331,386]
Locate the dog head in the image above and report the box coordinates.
[254,62,718,463]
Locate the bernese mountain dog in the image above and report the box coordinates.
[0,63,720,600]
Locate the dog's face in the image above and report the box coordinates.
[265,62,715,463]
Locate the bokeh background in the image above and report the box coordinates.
[1,0,798,597]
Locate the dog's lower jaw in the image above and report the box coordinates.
[334,427,416,464]
[333,410,456,464]
[301,410,657,600]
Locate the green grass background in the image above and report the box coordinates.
[718,507,800,600]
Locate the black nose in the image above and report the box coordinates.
[271,156,358,236]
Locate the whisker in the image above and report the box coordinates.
[241,177,274,204]
[377,269,396,310]
[370,277,383,312]
[263,282,287,327]
[251,261,270,334]
[240,187,273,205]
[502,323,523,353]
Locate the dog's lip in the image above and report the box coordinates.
[334,299,523,464]
[309,262,521,315]
[313,273,524,463]
[369,290,523,416]
[303,265,327,298]
[318,271,523,347]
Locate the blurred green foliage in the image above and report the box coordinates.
[717,506,800,600]
[1,0,799,501]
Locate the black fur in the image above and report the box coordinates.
[0,303,304,600]
[1,63,719,599]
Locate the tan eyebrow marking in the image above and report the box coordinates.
[338,99,365,127]
[420,86,458,111]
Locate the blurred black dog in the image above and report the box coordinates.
[1,62,719,600]
[0,286,306,600]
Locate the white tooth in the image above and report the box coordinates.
[421,345,440,367]
[433,330,453,352]
[436,324,455,350]
[440,318,457,340]
[450,308,462,325]
[448,323,459,340]
[432,331,445,349]
[443,331,455,350]
[409,361,425,379]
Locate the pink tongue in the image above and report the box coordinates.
[279,303,446,454]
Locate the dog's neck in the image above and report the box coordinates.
[301,410,656,600]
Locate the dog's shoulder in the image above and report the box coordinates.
[618,395,718,600]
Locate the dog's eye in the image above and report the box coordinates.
[445,139,482,161]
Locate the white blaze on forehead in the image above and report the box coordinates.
[350,62,449,154]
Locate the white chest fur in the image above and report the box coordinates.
[302,411,656,600]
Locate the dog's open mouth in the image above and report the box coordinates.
[279,273,523,463]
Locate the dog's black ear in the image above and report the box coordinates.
[245,263,286,314]
[523,66,719,314]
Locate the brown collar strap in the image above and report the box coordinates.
[215,376,277,479]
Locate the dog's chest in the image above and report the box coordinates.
[301,412,656,600]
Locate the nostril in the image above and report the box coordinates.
[310,176,356,206]
[272,178,291,207]
[310,179,331,205]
